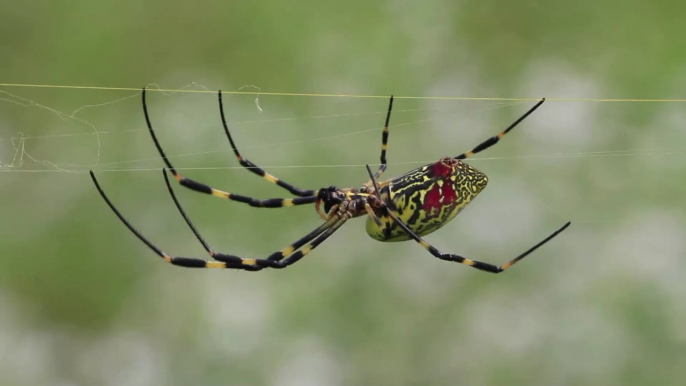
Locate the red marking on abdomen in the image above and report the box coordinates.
[423,180,458,215]
[442,182,457,204]
[432,161,452,177]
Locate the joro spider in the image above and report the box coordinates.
[90,89,570,273]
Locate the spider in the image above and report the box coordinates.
[90,89,570,273]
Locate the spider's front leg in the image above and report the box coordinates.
[91,170,352,271]
[217,91,316,197]
[142,89,318,209]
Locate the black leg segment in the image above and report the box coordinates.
[218,91,316,197]
[455,99,545,160]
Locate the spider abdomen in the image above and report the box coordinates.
[366,157,488,242]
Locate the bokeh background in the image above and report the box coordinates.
[1,1,686,385]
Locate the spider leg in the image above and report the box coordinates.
[390,213,569,273]
[364,165,570,274]
[161,168,339,264]
[142,88,317,208]
[363,96,394,188]
[374,95,394,180]
[91,170,348,271]
[254,215,349,270]
[454,98,545,160]
[218,91,316,197]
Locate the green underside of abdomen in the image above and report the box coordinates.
[365,210,457,242]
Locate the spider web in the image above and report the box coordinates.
[1,83,681,174]
[1,81,684,231]
[0,83,510,172]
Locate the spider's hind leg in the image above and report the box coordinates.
[364,164,570,274]
[390,215,569,274]
[454,98,545,160]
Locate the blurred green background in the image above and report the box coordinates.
[1,1,686,385]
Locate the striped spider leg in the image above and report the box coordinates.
[141,88,317,209]
[90,170,351,271]
[365,164,570,273]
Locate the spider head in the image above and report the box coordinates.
[317,186,345,213]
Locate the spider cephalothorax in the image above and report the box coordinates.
[91,90,570,273]
[315,186,347,215]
